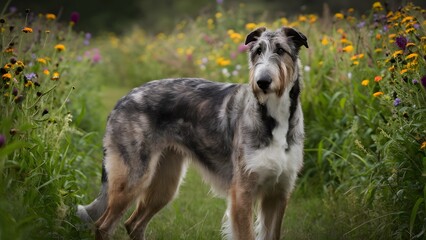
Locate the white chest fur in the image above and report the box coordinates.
[244,89,303,192]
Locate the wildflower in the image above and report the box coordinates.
[406,42,415,48]
[361,80,369,86]
[237,43,248,53]
[216,0,223,4]
[373,91,384,97]
[334,13,344,20]
[22,27,33,33]
[37,58,47,64]
[229,32,242,43]
[321,36,329,46]
[216,57,231,67]
[374,48,383,53]
[342,45,354,53]
[24,80,33,87]
[70,11,80,24]
[25,72,37,80]
[392,50,404,58]
[373,2,383,11]
[51,72,60,80]
[308,14,318,24]
[0,134,5,148]
[84,33,92,45]
[412,79,418,84]
[395,36,407,50]
[2,73,11,80]
[405,53,418,60]
[405,27,415,33]
[374,76,383,82]
[298,15,307,22]
[245,23,257,31]
[43,69,50,75]
[215,12,222,19]
[421,141,426,150]
[46,13,56,20]
[54,44,66,51]
[393,98,401,106]
[357,21,366,28]
[400,69,408,74]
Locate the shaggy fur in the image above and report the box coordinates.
[77,26,308,240]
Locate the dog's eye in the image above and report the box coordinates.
[276,47,286,55]
[256,48,262,55]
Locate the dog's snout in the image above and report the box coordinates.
[257,76,272,90]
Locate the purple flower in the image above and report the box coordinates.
[216,0,223,4]
[393,98,401,106]
[71,11,80,24]
[0,134,5,148]
[395,36,407,50]
[421,75,426,89]
[357,21,366,28]
[238,43,249,53]
[412,79,418,84]
[25,72,37,80]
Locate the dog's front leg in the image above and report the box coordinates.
[230,178,255,240]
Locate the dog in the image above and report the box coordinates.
[77,26,308,240]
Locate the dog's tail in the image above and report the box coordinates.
[77,162,108,223]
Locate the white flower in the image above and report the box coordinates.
[304,65,311,72]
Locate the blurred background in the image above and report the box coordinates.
[9,0,426,34]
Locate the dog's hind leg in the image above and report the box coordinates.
[125,148,187,240]
[94,151,139,240]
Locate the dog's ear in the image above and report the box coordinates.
[282,27,309,49]
[245,27,266,45]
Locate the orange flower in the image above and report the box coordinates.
[373,91,384,97]
[421,141,426,150]
[54,44,66,51]
[374,76,382,82]
[22,27,33,33]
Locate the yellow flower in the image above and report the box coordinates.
[25,80,33,87]
[406,42,415,48]
[16,61,24,67]
[22,27,33,33]
[37,58,47,64]
[43,69,50,75]
[373,2,383,11]
[392,50,404,58]
[321,36,329,46]
[401,16,414,24]
[46,13,56,20]
[420,141,426,150]
[229,32,243,43]
[216,57,231,67]
[2,73,11,80]
[361,80,369,86]
[177,33,185,40]
[388,33,396,39]
[54,44,66,51]
[405,27,415,33]
[298,15,307,22]
[308,14,318,24]
[342,45,354,53]
[388,65,395,71]
[373,91,384,97]
[245,23,257,31]
[352,61,359,66]
[374,48,383,53]
[280,18,288,26]
[51,72,60,81]
[400,69,408,74]
[215,12,222,19]
[405,53,418,60]
[334,13,344,20]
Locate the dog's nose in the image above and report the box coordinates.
[257,76,272,90]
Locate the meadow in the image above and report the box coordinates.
[0,1,425,239]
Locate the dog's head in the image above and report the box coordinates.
[245,27,308,103]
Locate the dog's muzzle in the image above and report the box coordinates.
[256,75,272,91]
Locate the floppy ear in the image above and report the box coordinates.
[245,27,266,45]
[282,27,309,49]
